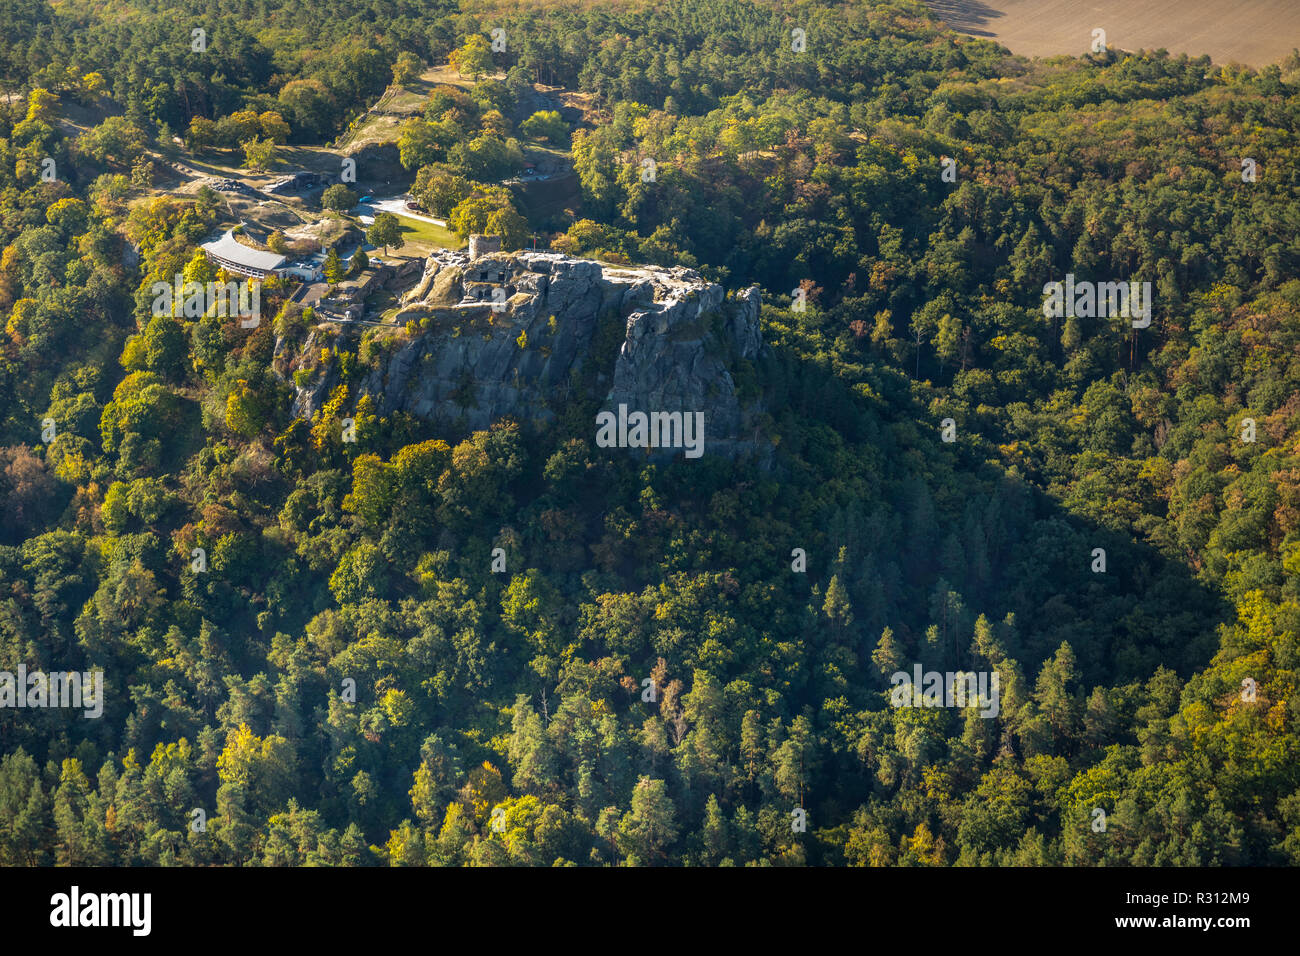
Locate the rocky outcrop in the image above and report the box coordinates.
[292,247,768,461]
[605,274,763,459]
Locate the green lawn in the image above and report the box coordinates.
[390,214,461,255]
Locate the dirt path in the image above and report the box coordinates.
[365,198,447,227]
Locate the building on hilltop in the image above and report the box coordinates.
[200,230,288,279]
[468,234,501,260]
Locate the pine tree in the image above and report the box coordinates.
[823,574,854,636]
[348,246,368,276]
[617,777,678,865]
[323,246,343,284]
[872,627,904,678]
[701,794,729,865]
[740,710,763,798]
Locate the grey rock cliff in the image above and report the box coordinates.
[291,248,768,460]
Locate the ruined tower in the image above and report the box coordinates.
[468,234,501,260]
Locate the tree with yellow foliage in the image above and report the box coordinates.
[80,72,107,101]
[25,87,58,124]
[457,761,506,826]
[449,35,493,81]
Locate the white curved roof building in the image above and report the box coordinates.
[200,230,287,278]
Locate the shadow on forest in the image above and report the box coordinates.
[763,341,1231,691]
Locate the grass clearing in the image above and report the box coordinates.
[387,214,461,256]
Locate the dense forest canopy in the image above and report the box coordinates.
[0,0,1298,866]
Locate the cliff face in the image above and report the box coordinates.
[292,248,767,460]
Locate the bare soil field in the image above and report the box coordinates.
[927,0,1300,66]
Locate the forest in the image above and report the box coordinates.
[0,0,1298,866]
